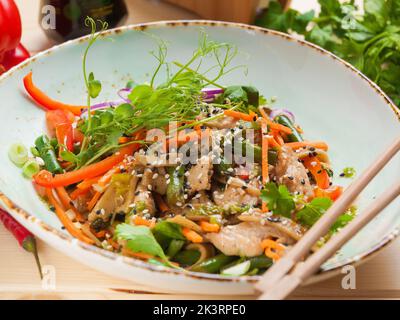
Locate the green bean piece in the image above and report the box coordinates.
[35,135,62,174]
[167,239,185,259]
[173,250,201,267]
[235,141,278,165]
[274,115,303,142]
[166,166,185,207]
[249,255,273,270]
[190,254,236,273]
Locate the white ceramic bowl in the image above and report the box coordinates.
[0,21,399,295]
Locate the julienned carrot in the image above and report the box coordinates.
[70,187,89,200]
[302,156,330,189]
[284,141,329,151]
[55,186,85,221]
[261,120,269,213]
[266,135,280,148]
[273,131,285,146]
[314,185,343,201]
[87,191,101,212]
[133,216,156,228]
[182,227,203,243]
[23,72,86,116]
[224,109,253,122]
[34,145,137,188]
[46,188,94,244]
[199,221,220,233]
[259,107,293,135]
[77,176,101,190]
[261,239,285,261]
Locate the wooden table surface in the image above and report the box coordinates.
[1,0,399,300]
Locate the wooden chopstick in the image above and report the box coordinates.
[259,180,400,300]
[256,136,400,296]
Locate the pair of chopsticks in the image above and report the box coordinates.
[256,136,400,300]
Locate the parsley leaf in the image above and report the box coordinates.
[296,197,333,226]
[260,182,295,218]
[115,223,167,260]
[256,0,400,109]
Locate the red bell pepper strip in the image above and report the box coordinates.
[33,144,138,188]
[23,72,87,115]
[56,123,74,153]
[46,109,75,137]
[0,208,43,279]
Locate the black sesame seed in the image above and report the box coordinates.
[288,176,294,180]
[300,179,305,185]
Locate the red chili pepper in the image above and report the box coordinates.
[0,208,43,279]
[0,0,30,73]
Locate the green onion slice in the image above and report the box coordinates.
[9,143,29,167]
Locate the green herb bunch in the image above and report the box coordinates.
[256,0,400,107]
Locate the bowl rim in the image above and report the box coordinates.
[1,19,399,286]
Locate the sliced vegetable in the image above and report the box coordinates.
[34,135,62,174]
[274,115,303,142]
[8,143,28,167]
[190,254,236,273]
[45,109,75,137]
[314,185,343,201]
[55,123,74,153]
[45,188,94,244]
[223,110,253,122]
[182,227,203,243]
[33,144,136,187]
[199,221,220,233]
[166,239,185,258]
[173,249,201,266]
[22,159,40,178]
[23,72,86,115]
[221,260,251,276]
[302,156,330,189]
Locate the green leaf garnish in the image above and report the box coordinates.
[115,223,176,265]
[256,0,400,109]
[296,197,333,226]
[260,182,295,218]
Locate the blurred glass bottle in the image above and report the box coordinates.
[40,0,127,42]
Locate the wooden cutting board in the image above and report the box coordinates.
[2,0,399,300]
